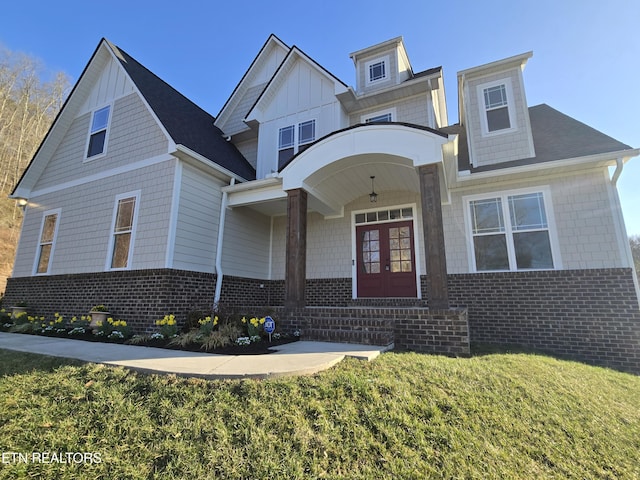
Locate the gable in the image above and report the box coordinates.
[215,35,290,136]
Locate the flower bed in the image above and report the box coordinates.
[0,308,298,355]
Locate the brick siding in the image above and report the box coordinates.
[4,267,639,373]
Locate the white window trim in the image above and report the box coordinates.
[84,103,112,162]
[350,203,422,299]
[463,186,562,273]
[476,78,517,137]
[365,55,390,86]
[361,107,397,124]
[105,190,141,271]
[33,208,62,275]
[278,119,317,154]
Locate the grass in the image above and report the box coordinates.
[0,349,638,479]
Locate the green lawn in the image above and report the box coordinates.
[0,348,638,479]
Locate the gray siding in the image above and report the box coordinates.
[222,207,270,279]
[33,93,169,191]
[172,164,224,273]
[13,160,175,276]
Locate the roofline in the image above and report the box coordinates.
[457,51,533,78]
[278,121,449,172]
[173,144,249,183]
[454,148,640,184]
[244,45,348,122]
[349,36,404,62]
[10,38,108,197]
[215,34,290,122]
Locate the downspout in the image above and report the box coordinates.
[609,157,640,308]
[611,157,624,186]
[213,177,235,309]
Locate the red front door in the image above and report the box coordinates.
[356,221,417,297]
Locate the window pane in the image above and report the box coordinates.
[37,244,52,274]
[91,106,110,132]
[355,213,365,224]
[471,198,504,234]
[509,193,548,231]
[401,208,413,218]
[41,214,58,243]
[377,211,388,221]
[87,130,106,157]
[369,61,385,81]
[513,231,554,269]
[484,85,507,109]
[474,234,509,271]
[366,212,377,222]
[278,147,294,168]
[278,125,294,148]
[115,197,136,232]
[487,107,510,131]
[366,113,392,123]
[111,233,131,269]
[298,120,315,144]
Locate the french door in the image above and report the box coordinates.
[356,220,417,297]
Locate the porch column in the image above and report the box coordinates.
[285,188,308,309]
[418,164,450,310]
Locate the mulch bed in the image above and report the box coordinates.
[5,329,299,355]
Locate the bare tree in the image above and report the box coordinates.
[0,44,70,293]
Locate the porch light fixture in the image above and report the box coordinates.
[16,198,28,211]
[369,176,378,203]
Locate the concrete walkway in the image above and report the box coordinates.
[0,332,389,379]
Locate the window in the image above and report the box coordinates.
[278,125,295,165]
[366,113,392,123]
[109,194,138,269]
[365,56,390,86]
[369,60,386,82]
[35,210,60,274]
[468,191,555,271]
[87,105,110,158]
[477,79,516,135]
[278,120,316,166]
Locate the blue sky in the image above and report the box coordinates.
[3,0,639,235]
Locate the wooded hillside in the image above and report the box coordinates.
[0,45,69,294]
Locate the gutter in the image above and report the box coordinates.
[213,177,235,309]
[611,157,624,186]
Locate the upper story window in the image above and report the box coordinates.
[362,108,396,124]
[35,209,61,275]
[477,78,516,136]
[278,119,316,166]
[466,189,558,272]
[87,105,111,158]
[365,56,390,86]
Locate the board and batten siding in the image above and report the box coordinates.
[13,160,175,277]
[171,164,224,273]
[32,92,169,191]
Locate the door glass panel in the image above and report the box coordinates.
[389,225,413,273]
[362,229,381,275]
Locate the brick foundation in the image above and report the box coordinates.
[4,269,217,332]
[447,268,640,374]
[4,267,639,373]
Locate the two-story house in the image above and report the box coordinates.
[6,35,640,372]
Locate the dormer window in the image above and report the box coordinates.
[365,56,390,86]
[87,105,111,158]
[477,78,516,136]
[484,84,510,131]
[369,61,386,82]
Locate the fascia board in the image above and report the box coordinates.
[173,144,248,183]
[453,148,640,186]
